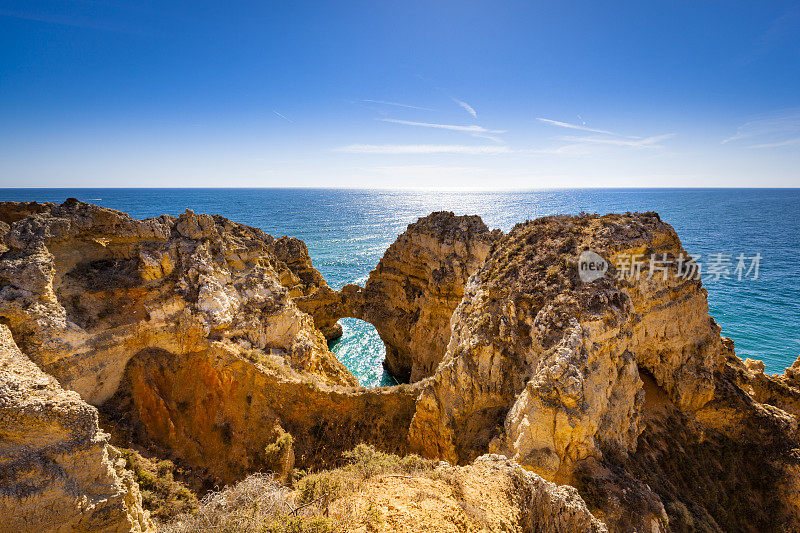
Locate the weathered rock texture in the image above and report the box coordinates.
[161,449,607,533]
[397,212,799,531]
[0,324,152,532]
[341,212,499,382]
[332,454,607,533]
[0,199,355,404]
[408,214,723,477]
[0,199,420,486]
[104,343,421,484]
[3,201,799,532]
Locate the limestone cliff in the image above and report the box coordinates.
[0,199,420,486]
[2,201,799,532]
[408,214,722,476]
[0,324,152,532]
[104,342,421,484]
[341,212,499,382]
[399,212,797,531]
[0,199,356,405]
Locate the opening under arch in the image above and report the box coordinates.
[328,318,397,387]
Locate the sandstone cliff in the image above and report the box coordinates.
[407,213,722,477]
[391,212,798,531]
[0,324,152,532]
[0,199,420,486]
[0,199,356,405]
[2,201,798,532]
[340,212,499,382]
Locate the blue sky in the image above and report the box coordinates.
[1,1,799,188]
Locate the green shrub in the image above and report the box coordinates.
[342,443,435,479]
[121,448,198,520]
[265,433,294,472]
[295,471,342,505]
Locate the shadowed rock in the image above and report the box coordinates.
[0,324,153,532]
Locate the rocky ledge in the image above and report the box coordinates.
[0,324,152,532]
[0,200,798,532]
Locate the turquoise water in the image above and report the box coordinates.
[1,188,798,383]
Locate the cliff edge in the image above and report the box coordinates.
[0,324,153,532]
[1,202,798,532]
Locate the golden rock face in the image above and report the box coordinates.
[0,200,421,487]
[1,201,799,532]
[0,324,153,533]
[406,213,723,474]
[338,211,500,383]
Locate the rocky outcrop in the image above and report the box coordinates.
[341,212,499,382]
[0,324,152,532]
[330,454,607,533]
[161,447,607,533]
[271,235,347,341]
[3,201,799,532]
[408,213,723,479]
[0,199,356,407]
[103,342,421,485]
[398,212,799,530]
[0,200,425,488]
[603,353,800,531]
[0,199,427,491]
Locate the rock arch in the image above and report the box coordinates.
[330,212,500,383]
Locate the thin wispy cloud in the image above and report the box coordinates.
[0,8,139,35]
[557,133,674,148]
[380,118,505,134]
[749,137,800,149]
[273,110,293,123]
[532,144,596,156]
[723,108,800,147]
[537,117,618,136]
[741,5,800,64]
[361,99,435,111]
[369,165,491,176]
[452,98,477,119]
[470,133,505,144]
[335,144,513,155]
[535,115,674,154]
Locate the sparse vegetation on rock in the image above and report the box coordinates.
[160,445,605,533]
[2,201,799,531]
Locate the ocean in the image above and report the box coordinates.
[1,188,798,385]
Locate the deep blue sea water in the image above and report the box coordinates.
[1,188,798,384]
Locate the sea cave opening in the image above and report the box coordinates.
[328,317,397,387]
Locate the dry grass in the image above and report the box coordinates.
[295,444,436,506]
[158,472,334,532]
[157,445,441,532]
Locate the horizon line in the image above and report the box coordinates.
[1,186,799,192]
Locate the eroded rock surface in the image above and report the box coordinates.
[342,212,499,382]
[332,454,607,533]
[408,213,723,477]
[160,448,607,533]
[0,199,356,405]
[0,324,152,532]
[0,199,420,486]
[398,212,799,530]
[2,201,798,532]
[104,343,421,484]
